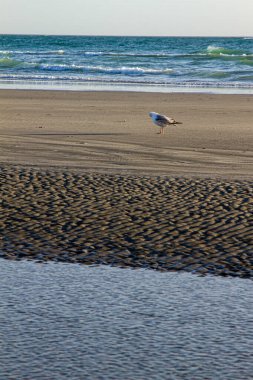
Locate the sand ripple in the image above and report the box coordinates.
[0,166,252,278]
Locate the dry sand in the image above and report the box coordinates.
[0,90,252,277]
[0,89,252,177]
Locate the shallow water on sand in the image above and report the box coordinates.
[0,260,252,380]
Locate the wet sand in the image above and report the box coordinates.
[0,90,252,277]
[0,167,252,278]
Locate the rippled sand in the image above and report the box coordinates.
[0,166,252,278]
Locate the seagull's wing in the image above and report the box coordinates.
[155,114,171,123]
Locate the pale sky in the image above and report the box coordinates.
[1,0,252,36]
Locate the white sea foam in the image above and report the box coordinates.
[37,63,173,75]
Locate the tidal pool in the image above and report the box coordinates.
[0,260,252,379]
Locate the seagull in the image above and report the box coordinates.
[149,112,182,135]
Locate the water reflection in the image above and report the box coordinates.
[0,260,252,380]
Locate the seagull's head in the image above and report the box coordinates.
[149,112,158,120]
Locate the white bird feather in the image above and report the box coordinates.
[149,112,182,134]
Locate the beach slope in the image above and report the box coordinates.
[0,90,252,277]
[0,90,252,177]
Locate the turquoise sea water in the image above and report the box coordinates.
[0,35,252,93]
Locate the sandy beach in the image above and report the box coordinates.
[0,89,252,177]
[0,90,252,277]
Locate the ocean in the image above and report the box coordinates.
[0,34,253,93]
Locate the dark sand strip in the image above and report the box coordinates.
[0,166,252,278]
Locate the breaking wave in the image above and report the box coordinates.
[206,45,251,57]
[29,63,174,75]
[0,58,21,68]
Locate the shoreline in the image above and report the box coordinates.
[0,81,253,95]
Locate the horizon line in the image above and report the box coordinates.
[0,33,252,38]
